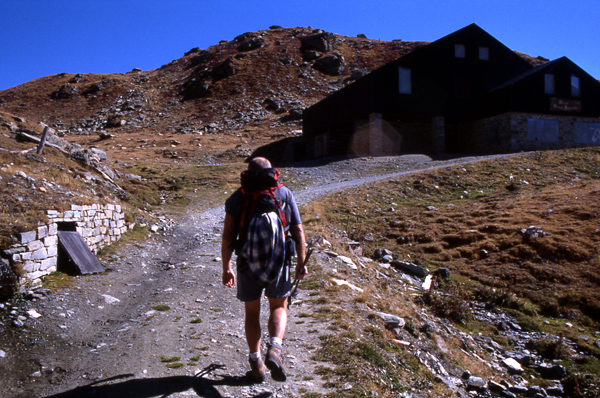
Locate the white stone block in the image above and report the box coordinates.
[47,245,58,257]
[37,226,48,239]
[117,220,124,228]
[44,235,58,247]
[32,248,48,260]
[27,270,46,280]
[46,265,57,273]
[21,252,32,261]
[115,205,121,212]
[64,211,73,218]
[82,228,93,238]
[27,240,44,251]
[23,261,37,272]
[48,223,58,235]
[107,204,115,211]
[40,257,57,270]
[19,231,37,244]
[71,204,82,211]
[120,226,128,234]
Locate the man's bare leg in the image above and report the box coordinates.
[244,299,262,352]
[266,297,288,381]
[268,297,288,340]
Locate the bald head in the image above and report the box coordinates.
[248,157,272,170]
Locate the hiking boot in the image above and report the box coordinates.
[249,356,267,382]
[265,342,287,382]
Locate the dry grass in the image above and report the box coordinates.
[307,148,600,326]
[297,147,600,397]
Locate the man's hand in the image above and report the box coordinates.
[221,213,237,288]
[295,262,307,280]
[222,267,236,288]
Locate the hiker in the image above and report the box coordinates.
[221,157,306,382]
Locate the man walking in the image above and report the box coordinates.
[221,157,306,382]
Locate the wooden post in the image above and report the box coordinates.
[37,126,49,155]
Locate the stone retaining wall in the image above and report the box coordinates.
[2,203,131,286]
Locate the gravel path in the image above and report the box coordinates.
[0,154,504,398]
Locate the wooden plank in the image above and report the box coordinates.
[57,231,104,274]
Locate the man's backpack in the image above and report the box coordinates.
[236,168,288,287]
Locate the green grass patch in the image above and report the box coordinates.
[153,305,171,311]
[160,356,181,363]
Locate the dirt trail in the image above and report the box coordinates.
[1,154,502,398]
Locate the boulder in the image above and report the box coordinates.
[82,83,102,96]
[300,32,337,52]
[313,53,345,76]
[212,57,238,79]
[51,84,78,99]
[537,364,567,380]
[302,50,321,61]
[287,108,303,121]
[391,260,426,278]
[106,115,126,128]
[375,312,405,328]
[90,148,107,161]
[182,80,211,99]
[238,38,265,52]
[373,248,392,260]
[501,358,524,374]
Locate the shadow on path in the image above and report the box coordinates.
[44,364,271,398]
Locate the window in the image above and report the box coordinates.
[479,46,489,60]
[527,119,558,142]
[571,75,580,97]
[455,44,466,58]
[544,74,555,95]
[398,67,411,94]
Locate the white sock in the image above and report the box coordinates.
[249,351,260,360]
[270,337,282,346]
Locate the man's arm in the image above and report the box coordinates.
[221,213,236,288]
[290,224,307,280]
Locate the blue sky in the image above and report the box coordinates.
[1,0,598,91]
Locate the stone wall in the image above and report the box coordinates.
[1,203,131,286]
[458,113,600,154]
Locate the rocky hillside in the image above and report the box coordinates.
[0,27,427,164]
[0,26,546,165]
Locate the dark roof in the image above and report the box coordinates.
[490,58,560,91]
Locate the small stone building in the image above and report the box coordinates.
[302,24,600,157]
[1,203,131,286]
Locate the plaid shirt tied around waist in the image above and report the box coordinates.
[240,211,286,288]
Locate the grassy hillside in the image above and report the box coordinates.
[298,147,600,397]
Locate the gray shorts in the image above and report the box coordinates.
[236,258,292,302]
